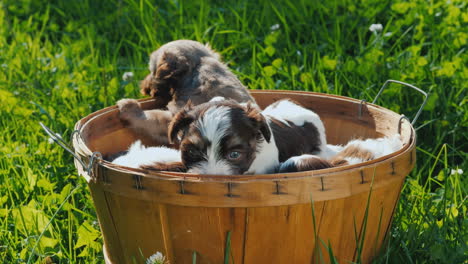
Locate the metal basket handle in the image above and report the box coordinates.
[39,122,101,181]
[372,80,428,126]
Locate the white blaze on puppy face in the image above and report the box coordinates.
[188,106,233,175]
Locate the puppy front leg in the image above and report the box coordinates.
[117,99,173,146]
[279,155,335,173]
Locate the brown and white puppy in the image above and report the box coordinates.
[278,135,402,173]
[118,40,255,146]
[167,99,333,175]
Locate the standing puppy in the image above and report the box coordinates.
[117,40,254,146]
[167,99,334,175]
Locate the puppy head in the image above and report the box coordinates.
[141,40,219,98]
[168,100,270,175]
[140,51,190,105]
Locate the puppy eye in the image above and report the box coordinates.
[227,151,242,160]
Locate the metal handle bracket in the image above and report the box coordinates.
[372,80,428,126]
[39,122,101,180]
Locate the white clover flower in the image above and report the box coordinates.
[450,168,463,175]
[146,252,167,264]
[369,23,383,33]
[122,71,134,81]
[270,24,280,31]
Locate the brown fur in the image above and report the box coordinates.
[269,117,322,162]
[140,161,187,172]
[117,99,174,146]
[245,103,271,143]
[118,40,255,146]
[279,155,334,173]
[330,158,350,167]
[330,144,375,166]
[298,157,334,170]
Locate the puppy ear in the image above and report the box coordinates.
[140,73,173,108]
[185,100,194,109]
[140,74,153,96]
[155,52,190,81]
[245,103,271,143]
[168,109,194,144]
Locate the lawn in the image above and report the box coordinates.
[0,0,466,263]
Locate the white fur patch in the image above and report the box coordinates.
[320,144,344,159]
[209,96,226,102]
[343,157,366,165]
[245,131,280,174]
[347,135,402,158]
[262,100,323,127]
[262,99,328,156]
[112,140,181,168]
[341,135,403,165]
[194,106,233,175]
[288,154,320,166]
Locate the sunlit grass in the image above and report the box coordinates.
[0,0,466,263]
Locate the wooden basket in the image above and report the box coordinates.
[71,89,417,264]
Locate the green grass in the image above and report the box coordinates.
[0,0,466,263]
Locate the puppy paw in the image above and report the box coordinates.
[117,99,145,122]
[279,155,334,173]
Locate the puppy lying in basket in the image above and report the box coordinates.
[113,98,402,174]
[114,98,330,173]
[165,98,335,174]
[117,40,254,146]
